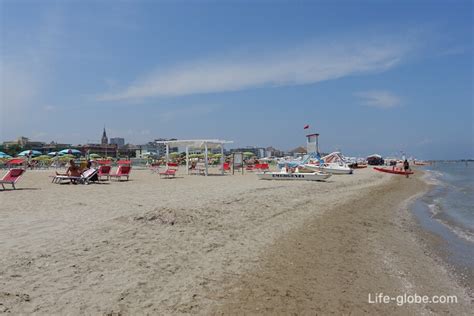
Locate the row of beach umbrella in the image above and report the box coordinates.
[0,149,83,158]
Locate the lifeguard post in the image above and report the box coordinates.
[306,133,320,154]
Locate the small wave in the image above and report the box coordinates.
[422,170,443,185]
[427,202,442,218]
[437,219,474,243]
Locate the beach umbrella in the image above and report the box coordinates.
[243,152,255,157]
[47,151,63,156]
[18,150,42,157]
[0,151,12,158]
[58,154,75,161]
[59,148,82,155]
[33,155,52,161]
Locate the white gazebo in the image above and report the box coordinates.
[156,139,233,176]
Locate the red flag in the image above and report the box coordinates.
[304,124,309,129]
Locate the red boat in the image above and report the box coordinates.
[414,161,430,166]
[374,167,414,175]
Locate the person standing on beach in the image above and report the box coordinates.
[403,159,410,178]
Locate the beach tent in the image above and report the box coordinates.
[367,154,384,166]
[18,150,41,157]
[156,139,233,176]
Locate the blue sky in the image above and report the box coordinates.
[0,0,472,159]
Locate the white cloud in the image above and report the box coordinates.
[355,90,401,109]
[97,39,411,102]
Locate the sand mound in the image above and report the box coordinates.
[132,207,194,225]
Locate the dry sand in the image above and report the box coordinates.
[0,167,470,314]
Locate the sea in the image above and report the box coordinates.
[412,161,474,290]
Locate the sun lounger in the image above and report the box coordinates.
[52,168,99,184]
[219,162,231,172]
[189,162,206,175]
[98,165,111,181]
[149,163,160,174]
[0,168,26,190]
[255,163,269,171]
[109,165,131,181]
[160,162,178,178]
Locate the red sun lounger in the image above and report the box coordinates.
[0,168,26,190]
[98,165,112,181]
[109,165,131,181]
[159,162,178,178]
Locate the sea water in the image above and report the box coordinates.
[412,161,474,288]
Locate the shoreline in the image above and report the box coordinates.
[411,170,474,297]
[210,171,471,314]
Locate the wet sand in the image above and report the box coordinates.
[212,172,471,315]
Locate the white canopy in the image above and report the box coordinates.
[156,139,233,149]
[156,139,233,176]
[367,154,382,158]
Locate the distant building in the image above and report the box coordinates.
[134,139,177,159]
[42,141,73,153]
[136,142,160,158]
[230,146,266,158]
[118,144,138,158]
[265,146,284,157]
[290,146,307,157]
[101,128,108,145]
[79,143,118,157]
[110,137,125,147]
[155,138,178,156]
[2,137,46,151]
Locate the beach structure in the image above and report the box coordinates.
[277,133,324,169]
[367,154,384,165]
[306,133,320,154]
[156,139,233,176]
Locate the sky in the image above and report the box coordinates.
[0,0,472,160]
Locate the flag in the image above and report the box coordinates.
[304,124,309,129]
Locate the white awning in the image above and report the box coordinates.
[156,139,233,176]
[156,139,233,149]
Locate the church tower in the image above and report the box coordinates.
[101,127,108,145]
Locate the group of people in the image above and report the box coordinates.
[56,159,96,179]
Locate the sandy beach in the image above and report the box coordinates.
[0,168,471,314]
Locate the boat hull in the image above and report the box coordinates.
[374,167,414,175]
[256,172,331,181]
[303,164,353,174]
